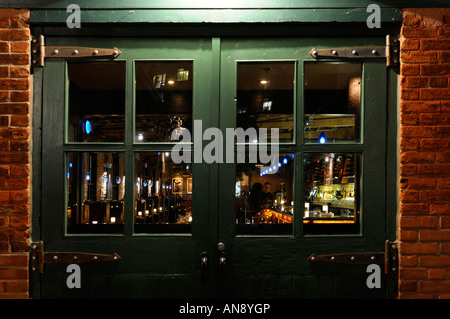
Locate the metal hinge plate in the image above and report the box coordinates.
[309,35,400,67]
[31,35,122,67]
[307,241,398,274]
[30,241,122,274]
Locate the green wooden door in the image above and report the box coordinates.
[39,37,214,298]
[216,38,392,298]
[37,36,393,298]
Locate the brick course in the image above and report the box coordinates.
[399,8,450,299]
[0,9,30,299]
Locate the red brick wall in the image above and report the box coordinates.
[399,8,450,299]
[0,9,30,299]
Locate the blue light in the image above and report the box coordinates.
[103,176,108,182]
[278,162,282,167]
[67,171,70,178]
[283,158,288,164]
[116,177,121,184]
[319,133,327,144]
[85,174,90,180]
[85,120,92,135]
[291,154,295,158]
[144,182,148,187]
[69,162,73,168]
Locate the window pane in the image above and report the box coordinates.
[68,62,126,142]
[235,153,294,235]
[304,63,362,143]
[134,152,192,233]
[67,152,125,234]
[135,61,193,143]
[237,62,295,143]
[303,153,360,235]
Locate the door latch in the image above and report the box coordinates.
[30,241,122,274]
[31,35,122,67]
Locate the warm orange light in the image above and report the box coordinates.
[303,220,355,224]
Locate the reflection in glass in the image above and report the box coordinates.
[237,62,295,143]
[235,153,294,235]
[303,153,360,234]
[134,152,192,233]
[67,152,125,234]
[135,61,193,143]
[68,62,126,142]
[304,63,362,143]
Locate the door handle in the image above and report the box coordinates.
[219,254,226,267]
[200,252,208,282]
[217,242,226,268]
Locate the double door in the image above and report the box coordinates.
[36,37,392,298]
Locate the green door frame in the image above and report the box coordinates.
[31,25,399,299]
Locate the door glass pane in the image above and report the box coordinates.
[134,152,192,233]
[67,152,125,234]
[68,62,126,142]
[135,61,193,143]
[235,153,294,235]
[303,153,360,235]
[304,62,362,143]
[237,62,295,143]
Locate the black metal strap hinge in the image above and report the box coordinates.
[309,35,400,68]
[30,241,122,274]
[31,35,122,67]
[307,241,398,274]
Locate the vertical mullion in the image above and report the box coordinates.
[124,58,134,236]
[295,59,305,238]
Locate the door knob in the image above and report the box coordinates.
[217,242,225,252]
